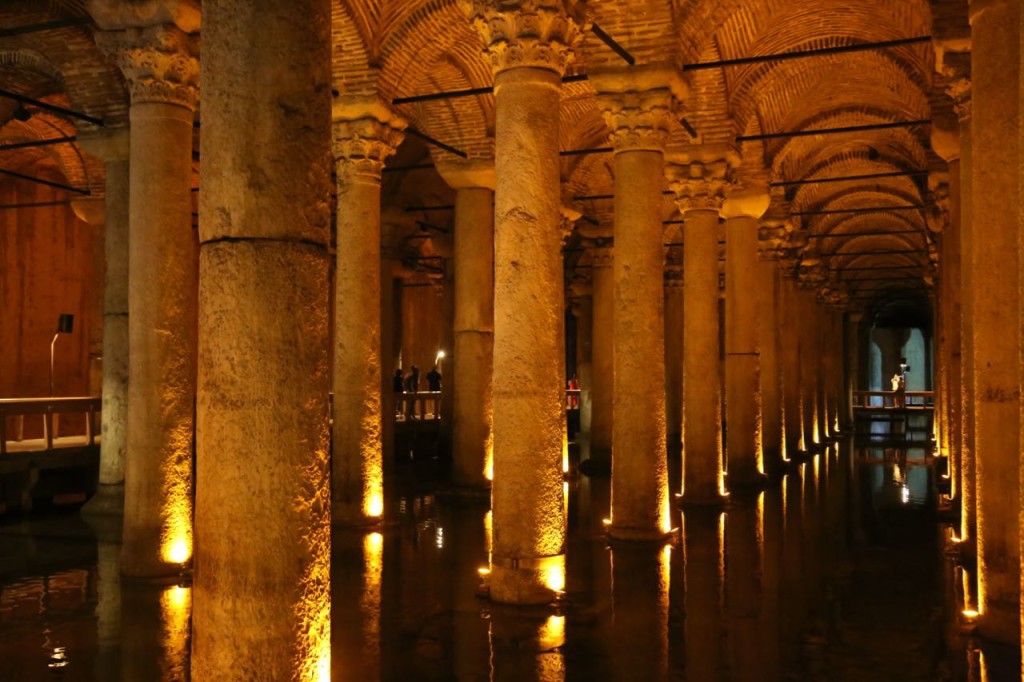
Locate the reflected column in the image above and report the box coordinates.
[609,543,671,681]
[192,0,333,677]
[969,0,1020,643]
[725,500,766,682]
[683,507,724,681]
[463,0,584,603]
[331,99,406,525]
[94,18,199,577]
[437,160,496,490]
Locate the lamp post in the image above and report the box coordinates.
[49,314,74,396]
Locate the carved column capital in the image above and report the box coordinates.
[460,0,585,76]
[666,144,740,212]
[331,98,407,182]
[590,244,614,268]
[591,65,687,153]
[96,24,199,110]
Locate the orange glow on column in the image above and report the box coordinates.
[161,453,192,566]
[484,440,494,482]
[297,449,331,682]
[540,554,566,594]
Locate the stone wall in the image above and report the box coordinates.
[0,177,96,400]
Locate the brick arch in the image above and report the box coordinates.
[579,0,678,70]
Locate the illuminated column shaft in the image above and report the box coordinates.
[438,161,496,490]
[969,0,1020,643]
[573,288,594,434]
[464,0,583,604]
[956,88,977,551]
[594,68,678,538]
[670,151,734,504]
[757,256,783,473]
[590,244,614,460]
[331,101,405,525]
[95,22,199,576]
[799,289,820,449]
[192,1,332,677]
[664,259,684,449]
[74,129,130,514]
[722,190,769,488]
[781,277,804,453]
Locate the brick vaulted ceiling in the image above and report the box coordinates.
[0,0,967,315]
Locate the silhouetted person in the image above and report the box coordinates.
[393,369,404,417]
[426,365,442,418]
[405,366,420,418]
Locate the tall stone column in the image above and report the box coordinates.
[71,196,106,398]
[798,288,821,450]
[588,242,614,464]
[90,132,130,503]
[780,276,804,454]
[593,65,682,539]
[331,99,405,525]
[969,0,1019,643]
[757,255,783,474]
[721,188,770,490]
[571,283,594,435]
[664,255,684,451]
[845,313,864,429]
[192,0,332,676]
[437,160,496,490]
[95,19,199,576]
[464,0,583,604]
[75,129,130,516]
[668,146,738,505]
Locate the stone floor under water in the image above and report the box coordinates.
[0,441,1020,681]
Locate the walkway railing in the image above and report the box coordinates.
[395,391,443,421]
[852,390,934,409]
[0,397,101,456]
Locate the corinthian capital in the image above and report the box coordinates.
[460,0,586,76]
[591,65,687,153]
[331,98,407,181]
[95,24,199,109]
[666,144,740,212]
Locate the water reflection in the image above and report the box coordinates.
[0,442,1017,680]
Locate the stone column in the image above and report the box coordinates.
[798,288,821,450]
[437,160,496,490]
[721,188,770,490]
[572,283,594,435]
[593,66,681,539]
[780,276,804,454]
[845,313,864,429]
[463,0,583,604]
[664,255,684,452]
[192,0,332,676]
[95,19,199,576]
[757,255,783,475]
[589,242,614,464]
[969,0,1019,643]
[668,146,737,505]
[331,99,405,526]
[933,110,963,506]
[74,128,130,517]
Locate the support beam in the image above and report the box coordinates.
[590,23,635,65]
[737,119,930,143]
[405,127,466,158]
[0,167,89,194]
[0,88,104,126]
[771,169,928,187]
[684,36,931,72]
[0,135,77,151]
[792,204,926,217]
[392,74,589,105]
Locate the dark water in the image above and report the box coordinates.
[0,442,1018,681]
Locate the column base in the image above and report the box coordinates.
[81,483,125,517]
[976,604,1020,645]
[487,555,565,605]
[725,471,769,497]
[678,491,726,509]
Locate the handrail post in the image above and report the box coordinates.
[44,405,53,451]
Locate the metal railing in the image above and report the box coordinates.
[852,390,934,409]
[0,397,101,455]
